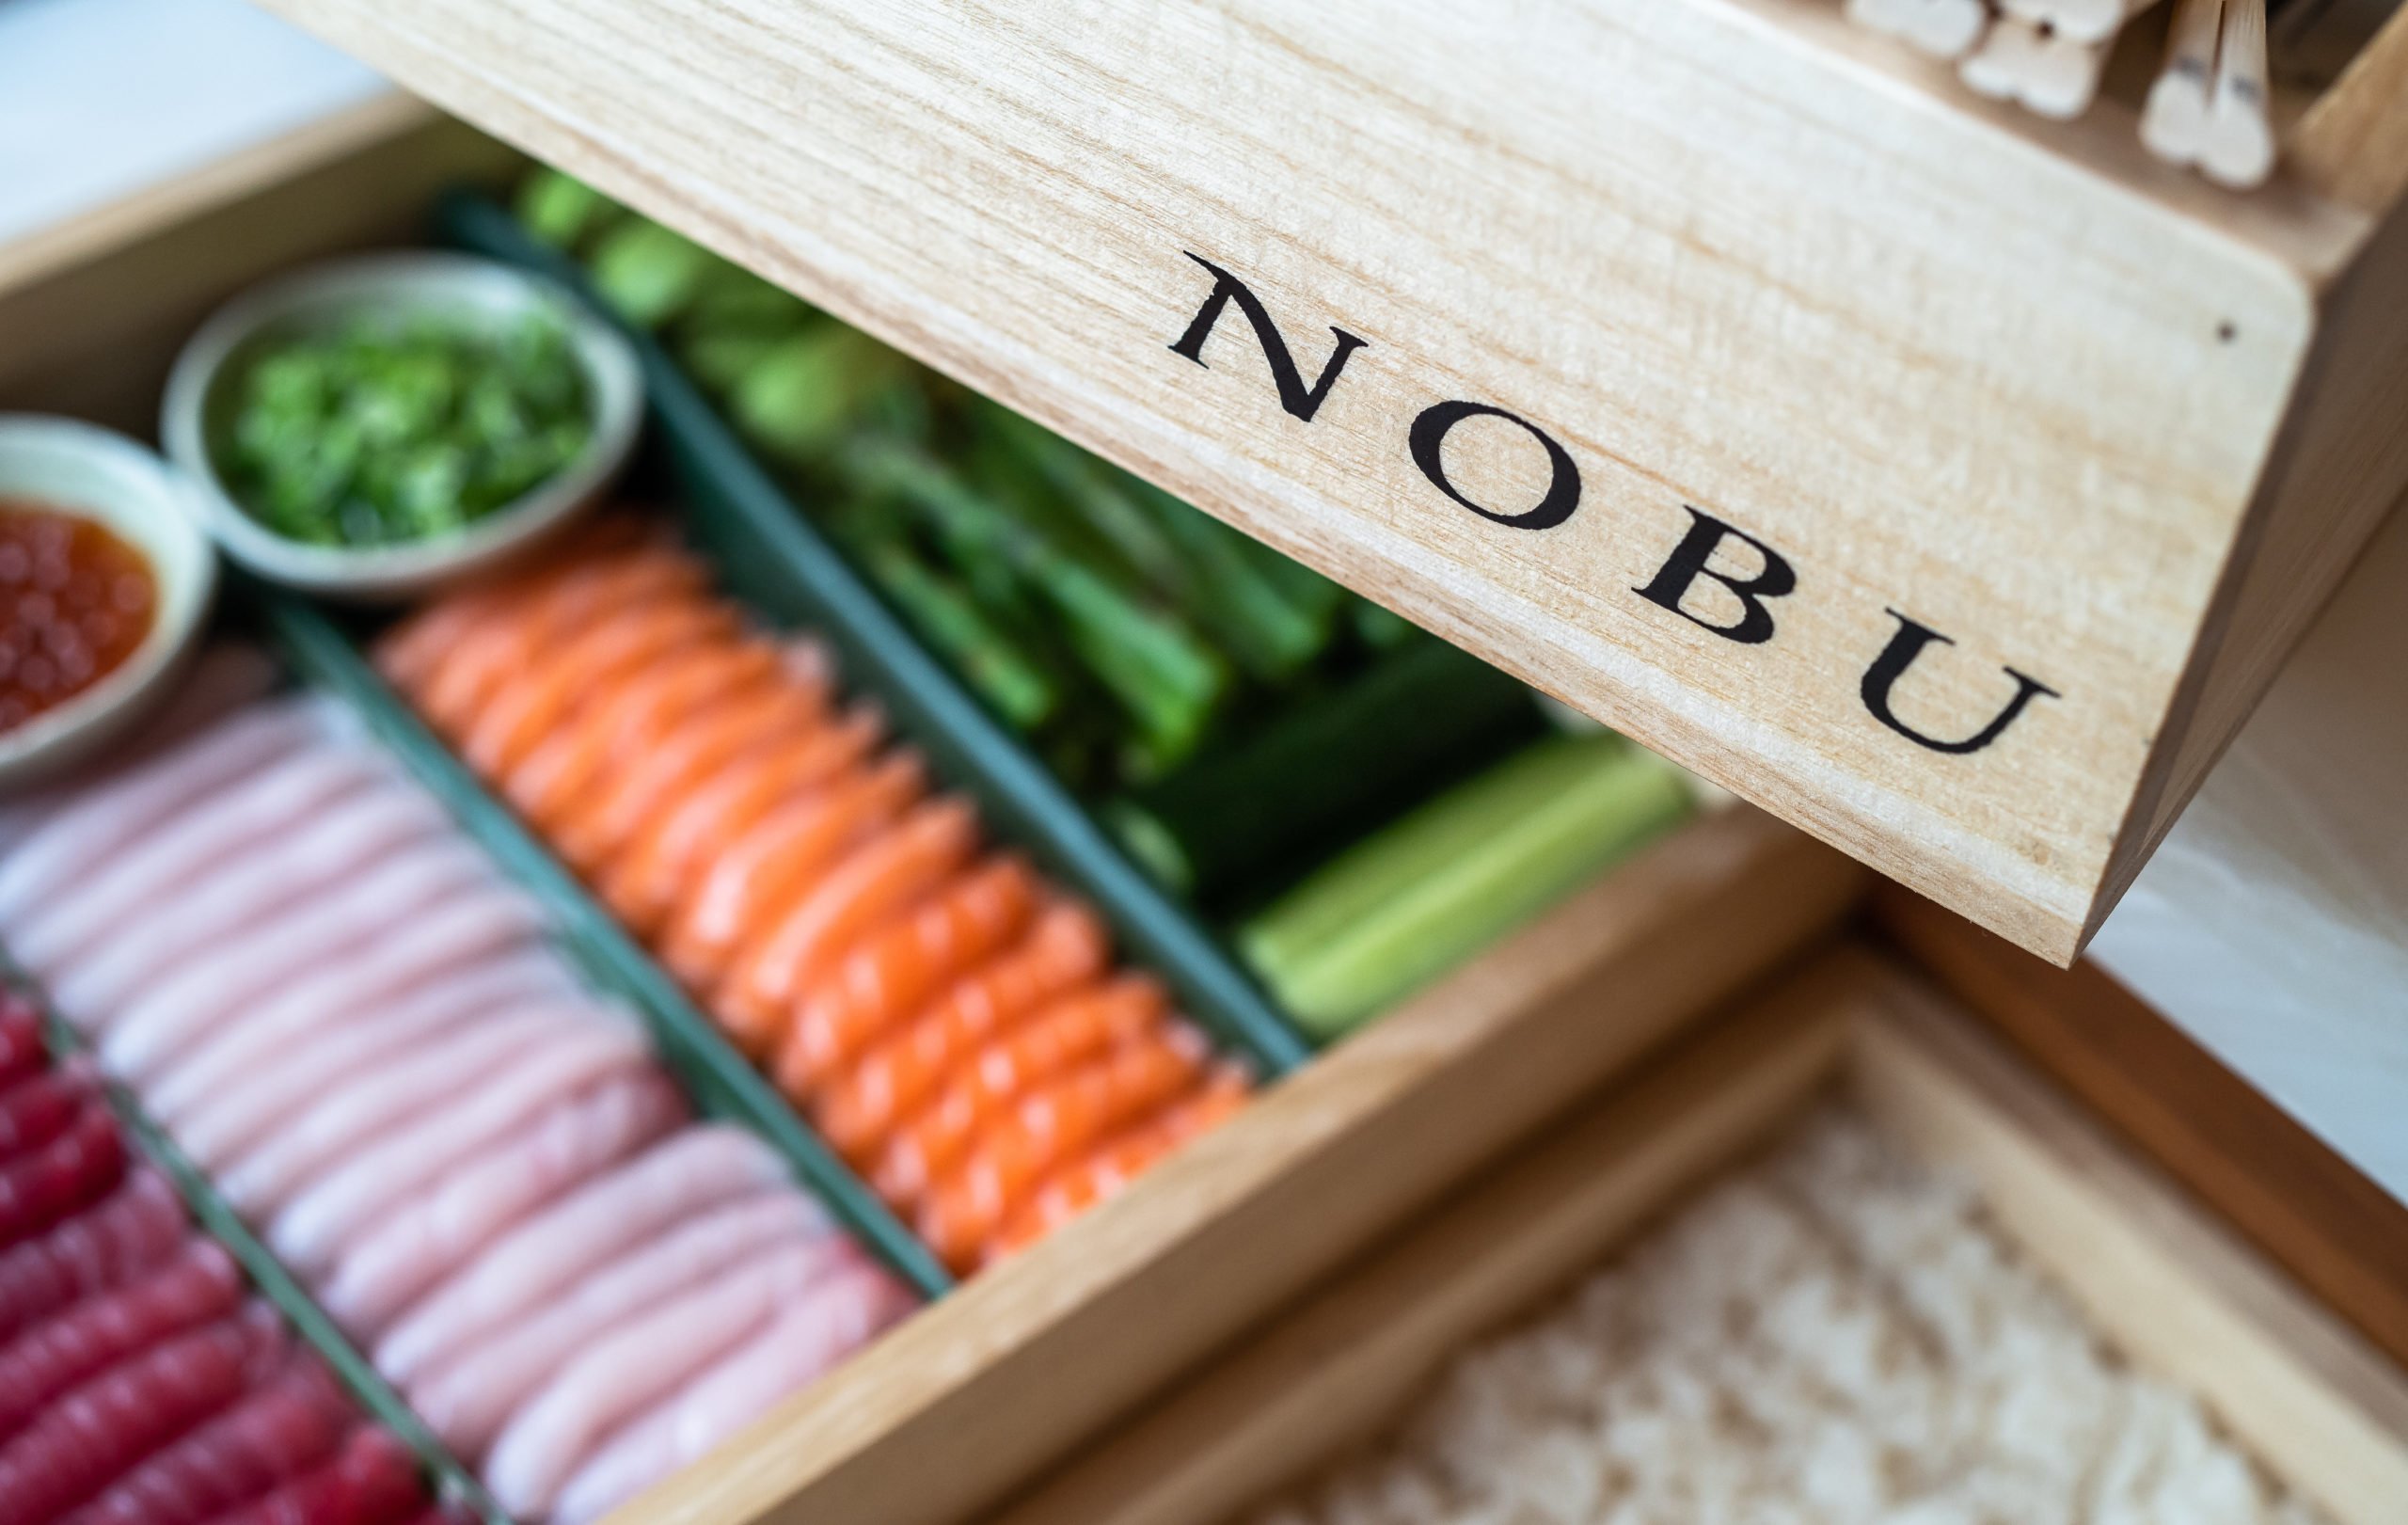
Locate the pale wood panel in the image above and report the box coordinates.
[253,0,2389,962]
[1856,970,2408,1525]
[2293,5,2408,212]
[615,811,1863,1525]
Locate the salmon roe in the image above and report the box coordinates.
[0,504,155,734]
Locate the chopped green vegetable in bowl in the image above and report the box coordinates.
[214,312,594,549]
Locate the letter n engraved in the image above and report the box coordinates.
[1170,252,1367,422]
[1861,610,2059,755]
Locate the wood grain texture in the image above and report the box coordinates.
[1879,884,2408,1371]
[0,93,519,429]
[2292,5,2408,212]
[252,0,2397,963]
[1857,963,2408,1525]
[996,946,2408,1525]
[613,810,1863,1525]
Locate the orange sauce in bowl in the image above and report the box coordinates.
[0,503,156,734]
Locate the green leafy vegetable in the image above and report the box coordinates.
[214,311,592,548]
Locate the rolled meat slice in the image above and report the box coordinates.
[550,1257,916,1525]
[0,1168,183,1341]
[373,1125,794,1386]
[318,1067,687,1337]
[267,1023,651,1274]
[0,1101,126,1246]
[0,1233,243,1437]
[405,1189,827,1459]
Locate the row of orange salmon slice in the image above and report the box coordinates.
[375,520,1251,1273]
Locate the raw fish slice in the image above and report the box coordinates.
[482,1237,855,1515]
[774,854,1037,1097]
[373,517,652,694]
[406,1189,827,1458]
[49,785,448,1023]
[373,1124,796,1386]
[98,837,499,1081]
[0,694,316,929]
[0,1299,282,1525]
[268,1025,652,1273]
[551,681,827,874]
[203,1424,428,1525]
[874,977,1166,1207]
[145,888,550,1115]
[54,1350,351,1525]
[215,1002,601,1219]
[0,997,43,1088]
[661,752,927,987]
[988,1065,1251,1263]
[412,544,705,734]
[459,597,740,775]
[550,1257,916,1525]
[0,1061,93,1159]
[505,637,811,832]
[597,702,882,934]
[0,1234,242,1437]
[811,901,1110,1160]
[168,951,577,1156]
[8,726,376,978]
[0,1168,182,1341]
[320,1068,687,1336]
[0,645,279,855]
[918,1029,1207,1269]
[0,1101,126,1246]
[718,797,981,1053]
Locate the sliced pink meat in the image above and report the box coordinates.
[372,1125,798,1387]
[51,1349,352,1525]
[47,784,448,1025]
[0,1299,283,1524]
[0,694,317,934]
[0,1101,126,1246]
[0,1233,242,1437]
[0,1061,91,1159]
[551,1256,916,1524]
[98,837,500,1083]
[483,1236,855,1516]
[406,1189,826,1458]
[169,951,577,1158]
[0,1168,183,1341]
[318,1068,686,1338]
[142,888,548,1115]
[215,1004,597,1221]
[268,1024,651,1275]
[202,1425,429,1525]
[8,730,378,982]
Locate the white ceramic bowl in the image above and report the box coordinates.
[162,252,642,601]
[0,418,218,788]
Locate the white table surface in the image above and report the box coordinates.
[0,0,384,245]
[3,0,2401,1207]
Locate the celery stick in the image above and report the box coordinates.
[1240,736,1691,1037]
[589,221,713,329]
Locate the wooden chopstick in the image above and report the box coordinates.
[2202,0,2276,185]
[1961,16,2115,117]
[1998,0,2167,45]
[2143,0,2226,163]
[1846,0,1992,59]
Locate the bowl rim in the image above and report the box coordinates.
[0,416,218,771]
[159,250,643,590]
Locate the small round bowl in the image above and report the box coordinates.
[161,252,642,601]
[0,417,218,788]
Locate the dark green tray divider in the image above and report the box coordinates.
[262,595,954,1300]
[0,965,510,1525]
[435,192,1312,1080]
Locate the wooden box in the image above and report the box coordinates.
[999,947,2408,1525]
[246,0,2408,963]
[0,100,1863,1525]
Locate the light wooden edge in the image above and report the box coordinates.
[0,90,436,298]
[2292,3,2408,214]
[983,952,1862,1525]
[988,946,2408,1525]
[611,810,1865,1525]
[1854,969,2408,1525]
